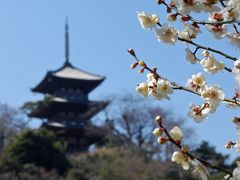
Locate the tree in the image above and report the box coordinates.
[0,102,29,152]
[128,0,240,179]
[192,141,229,169]
[67,147,192,180]
[0,129,69,175]
[102,94,194,160]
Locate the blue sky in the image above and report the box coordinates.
[0,0,239,161]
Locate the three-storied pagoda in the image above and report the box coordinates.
[29,21,108,152]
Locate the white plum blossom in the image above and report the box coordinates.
[185,48,199,64]
[221,7,239,21]
[188,103,209,123]
[228,0,240,11]
[184,24,202,39]
[232,60,240,74]
[136,82,149,97]
[201,85,225,107]
[137,12,159,30]
[147,73,154,82]
[201,0,221,12]
[200,53,225,74]
[178,24,201,41]
[171,151,190,170]
[234,140,240,153]
[186,73,206,91]
[225,33,240,48]
[232,166,240,180]
[171,0,202,15]
[150,79,173,100]
[156,23,178,45]
[206,13,227,39]
[206,24,227,39]
[169,126,183,142]
[190,159,210,180]
[178,30,191,41]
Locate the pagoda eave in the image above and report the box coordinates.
[32,74,105,94]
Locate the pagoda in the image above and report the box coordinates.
[28,21,108,152]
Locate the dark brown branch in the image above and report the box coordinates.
[178,37,238,61]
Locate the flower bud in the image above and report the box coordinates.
[225,141,233,149]
[152,128,163,137]
[181,145,190,153]
[130,62,139,69]
[155,115,162,124]
[169,126,183,142]
[181,16,191,22]
[201,50,209,57]
[128,49,136,57]
[139,67,145,73]
[169,1,175,7]
[157,137,168,144]
[232,117,240,124]
[157,0,164,4]
[167,14,177,22]
[167,7,172,13]
[139,61,146,67]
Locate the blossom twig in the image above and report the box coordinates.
[128,49,240,106]
[155,118,233,176]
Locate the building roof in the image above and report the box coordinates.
[32,62,105,94]
[53,63,104,81]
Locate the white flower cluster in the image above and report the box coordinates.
[205,1,240,45]
[136,73,173,100]
[153,126,191,170]
[200,50,225,74]
[171,0,220,15]
[186,72,225,122]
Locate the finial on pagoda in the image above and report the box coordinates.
[64,17,70,66]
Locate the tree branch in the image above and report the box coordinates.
[156,119,233,176]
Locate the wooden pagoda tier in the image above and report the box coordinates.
[29,97,108,121]
[32,61,105,96]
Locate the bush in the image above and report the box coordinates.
[0,128,69,175]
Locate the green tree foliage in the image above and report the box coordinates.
[0,164,63,180]
[67,147,195,180]
[192,141,229,168]
[0,129,69,175]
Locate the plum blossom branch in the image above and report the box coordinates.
[158,0,239,26]
[177,36,238,62]
[154,116,233,176]
[128,49,240,106]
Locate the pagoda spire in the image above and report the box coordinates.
[64,17,70,66]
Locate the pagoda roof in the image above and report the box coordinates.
[53,63,103,81]
[32,62,105,94]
